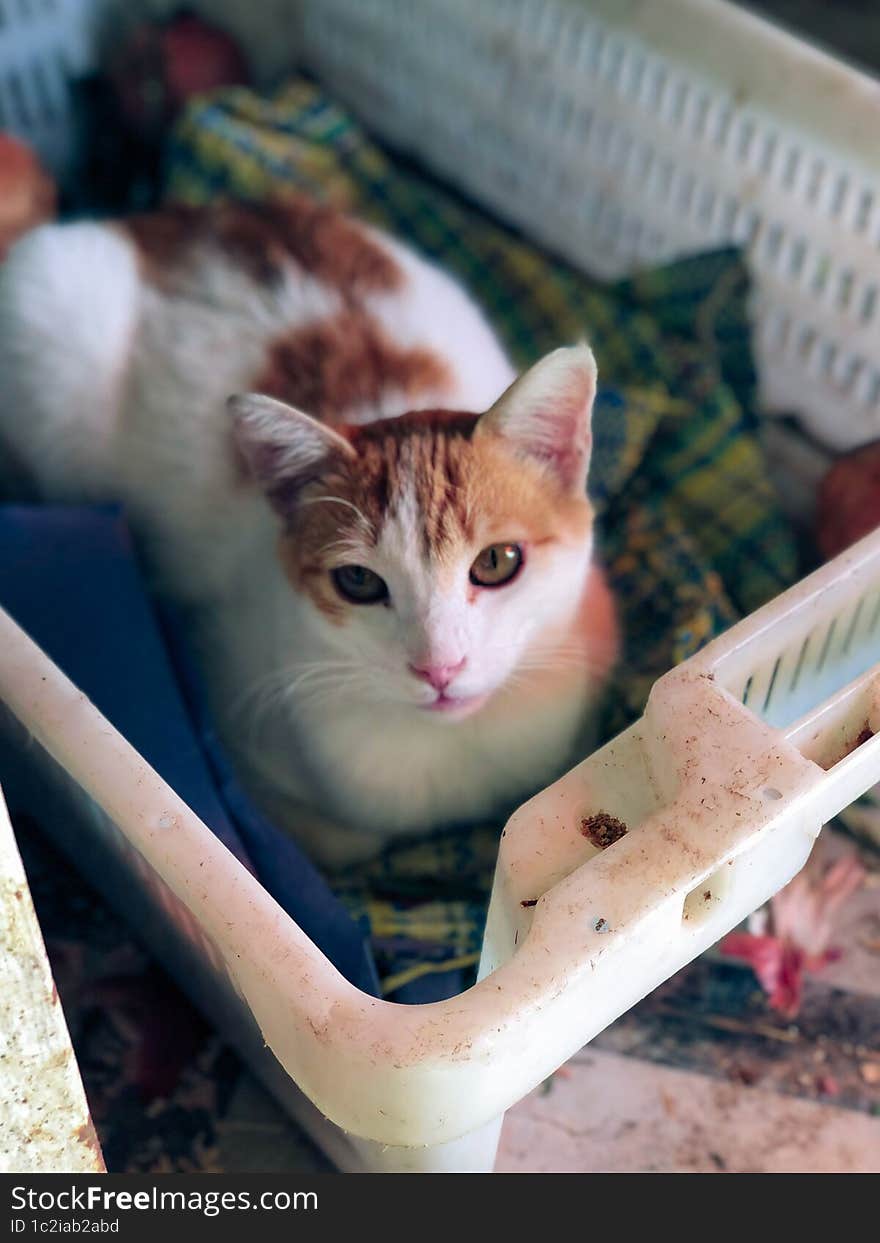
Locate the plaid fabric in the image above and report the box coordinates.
[164,80,798,998]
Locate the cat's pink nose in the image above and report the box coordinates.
[409,658,466,691]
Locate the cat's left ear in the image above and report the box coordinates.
[475,343,597,493]
[228,393,355,509]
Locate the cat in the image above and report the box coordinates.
[0,195,618,867]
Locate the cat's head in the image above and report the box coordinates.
[229,345,599,719]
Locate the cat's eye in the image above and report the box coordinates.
[469,543,524,588]
[332,564,389,604]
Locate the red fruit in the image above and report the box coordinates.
[162,14,249,114]
[111,15,249,141]
[0,134,56,259]
[817,441,880,559]
[817,1073,840,1097]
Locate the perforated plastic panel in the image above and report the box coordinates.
[0,0,102,177]
[299,0,880,452]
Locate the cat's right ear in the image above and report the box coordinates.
[475,344,596,494]
[228,394,355,509]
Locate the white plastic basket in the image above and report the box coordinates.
[4,524,880,1171]
[4,0,880,1173]
[298,0,880,455]
[8,0,880,449]
[0,0,104,178]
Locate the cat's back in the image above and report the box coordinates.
[118,196,513,422]
[0,195,514,606]
[0,195,512,500]
[0,219,142,499]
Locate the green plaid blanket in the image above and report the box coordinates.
[165,80,797,998]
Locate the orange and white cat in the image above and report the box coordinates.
[0,196,617,866]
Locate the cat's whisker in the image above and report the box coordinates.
[230,662,322,715]
[294,668,400,713]
[516,649,609,680]
[273,663,363,704]
[518,659,602,677]
[232,658,364,723]
[319,535,370,561]
[519,651,590,666]
[299,494,373,534]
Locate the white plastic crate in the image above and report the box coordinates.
[4,0,880,1173]
[0,0,104,178]
[9,0,880,448]
[299,0,880,455]
[4,526,880,1171]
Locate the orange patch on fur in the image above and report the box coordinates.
[120,193,403,293]
[254,312,453,425]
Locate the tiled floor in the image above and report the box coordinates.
[498,1048,880,1173]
